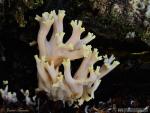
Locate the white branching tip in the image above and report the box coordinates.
[62,59,70,67]
[34,55,41,63]
[82,45,92,57]
[8,92,12,97]
[87,32,96,40]
[42,12,54,25]
[78,98,84,106]
[13,92,16,96]
[3,80,8,85]
[45,61,54,71]
[103,56,110,69]
[51,72,64,86]
[42,12,50,20]
[21,89,29,96]
[50,10,56,17]
[93,48,98,56]
[29,40,37,46]
[35,15,42,21]
[103,55,119,69]
[52,74,64,87]
[109,55,115,62]
[56,32,74,50]
[78,20,82,26]
[95,66,100,75]
[98,56,102,60]
[94,48,98,52]
[20,89,24,93]
[35,12,54,26]
[88,65,94,73]
[70,20,85,32]
[104,55,115,64]
[57,74,64,81]
[25,90,29,96]
[80,32,96,46]
[55,32,65,38]
[32,96,36,101]
[103,55,108,59]
[58,10,65,20]
[93,48,102,60]
[41,56,47,62]
[89,65,100,75]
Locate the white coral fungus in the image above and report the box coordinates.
[0,81,17,103]
[34,10,120,105]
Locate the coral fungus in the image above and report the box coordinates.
[34,10,120,105]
